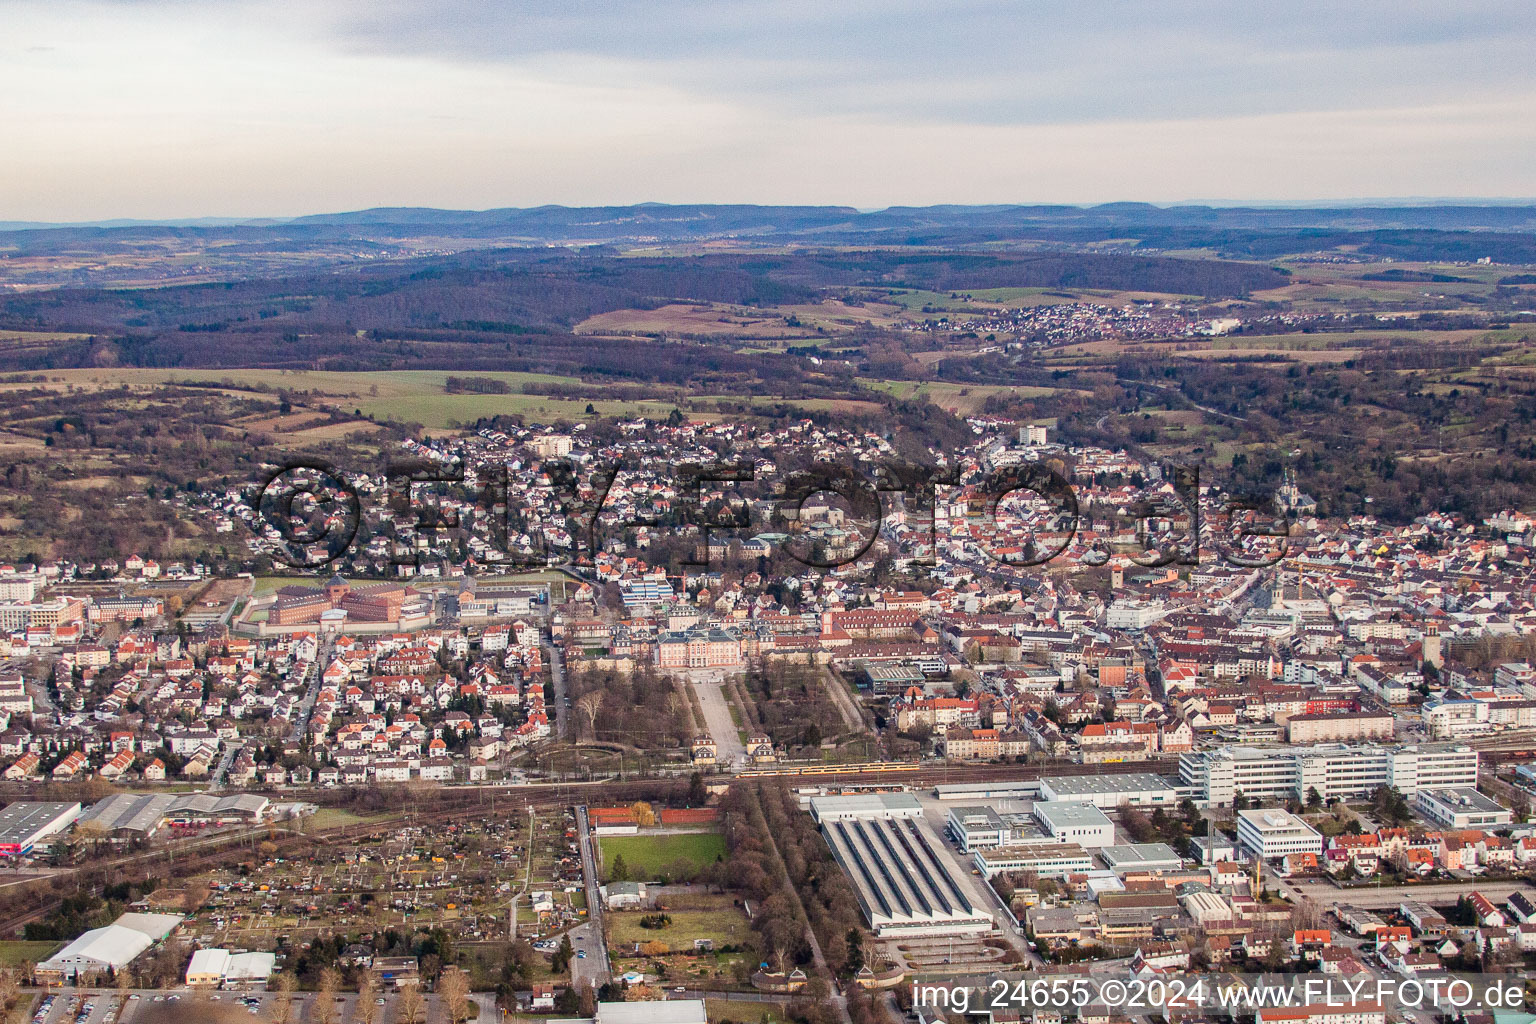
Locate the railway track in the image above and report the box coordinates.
[0,759,1180,936]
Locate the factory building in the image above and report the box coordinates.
[813,794,993,936]
[0,801,82,856]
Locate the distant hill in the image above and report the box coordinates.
[6,202,1536,265]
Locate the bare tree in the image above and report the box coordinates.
[439,966,471,1024]
[268,973,296,1024]
[356,974,381,1024]
[315,967,341,1024]
[576,691,605,739]
[397,984,425,1024]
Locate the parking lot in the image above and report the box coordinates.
[29,988,478,1024]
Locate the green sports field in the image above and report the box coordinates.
[599,831,726,880]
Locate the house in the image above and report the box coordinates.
[1507,891,1536,923]
[1468,891,1507,927]
[602,881,648,909]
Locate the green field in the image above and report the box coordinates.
[0,939,60,966]
[609,906,750,952]
[305,807,400,831]
[706,1000,785,1024]
[0,367,688,430]
[599,832,726,880]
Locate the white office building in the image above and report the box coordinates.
[1179,743,1478,807]
[1236,809,1323,860]
[1033,801,1115,849]
[1413,788,1514,829]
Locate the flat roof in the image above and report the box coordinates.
[0,801,81,845]
[1237,809,1322,836]
[808,792,922,819]
[1100,842,1183,866]
[1034,802,1113,828]
[596,1002,708,1024]
[1418,788,1508,813]
[1041,773,1179,795]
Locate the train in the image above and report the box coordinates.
[736,761,922,779]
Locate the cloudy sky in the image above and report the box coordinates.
[3,0,1535,220]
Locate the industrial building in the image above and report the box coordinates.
[1413,788,1514,829]
[1033,801,1116,848]
[35,913,182,983]
[0,801,82,856]
[972,842,1095,879]
[75,792,270,838]
[1179,743,1478,807]
[1236,809,1324,860]
[185,948,277,987]
[815,796,993,936]
[1099,842,1185,875]
[945,805,1042,852]
[1038,773,1183,808]
[807,792,922,823]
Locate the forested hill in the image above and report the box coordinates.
[5,202,1536,263]
[0,248,1284,373]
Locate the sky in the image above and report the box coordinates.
[3,0,1536,221]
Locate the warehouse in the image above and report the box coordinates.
[820,811,993,936]
[74,793,177,838]
[186,948,277,987]
[164,793,270,826]
[1037,773,1182,808]
[0,801,82,856]
[1099,842,1185,875]
[76,792,270,839]
[807,792,922,823]
[36,913,182,983]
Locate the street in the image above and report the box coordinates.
[689,673,746,767]
[572,805,614,989]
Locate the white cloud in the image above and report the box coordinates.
[1,0,1533,219]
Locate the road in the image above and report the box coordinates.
[28,987,468,1024]
[286,637,328,744]
[549,640,571,739]
[915,793,1041,967]
[690,673,747,767]
[573,805,614,988]
[208,740,243,791]
[1280,875,1536,909]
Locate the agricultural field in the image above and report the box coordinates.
[175,813,582,988]
[0,939,60,966]
[706,999,787,1024]
[858,378,1066,414]
[606,889,757,991]
[608,891,751,954]
[598,831,727,881]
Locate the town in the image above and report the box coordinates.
[4,408,1536,1024]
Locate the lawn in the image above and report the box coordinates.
[305,807,399,831]
[599,832,726,881]
[608,906,751,953]
[706,999,786,1024]
[0,939,60,966]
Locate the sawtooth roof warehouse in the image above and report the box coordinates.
[809,794,994,937]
